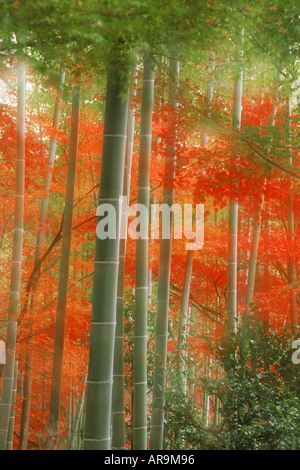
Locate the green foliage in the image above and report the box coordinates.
[163,318,300,450]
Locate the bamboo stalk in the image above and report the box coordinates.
[84,52,129,450]
[133,53,155,450]
[111,67,137,450]
[177,250,194,392]
[68,376,87,450]
[286,98,298,334]
[227,30,243,335]
[48,80,81,434]
[150,57,179,450]
[6,360,18,450]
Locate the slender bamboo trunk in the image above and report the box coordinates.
[67,392,72,448]
[84,54,129,450]
[133,53,155,450]
[6,360,18,450]
[148,196,156,306]
[204,355,212,426]
[68,376,87,450]
[80,389,87,449]
[202,54,215,146]
[0,60,25,450]
[227,31,243,336]
[48,81,80,435]
[150,57,179,450]
[111,69,137,450]
[19,69,65,450]
[177,249,194,391]
[245,194,265,314]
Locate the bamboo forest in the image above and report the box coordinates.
[0,0,299,453]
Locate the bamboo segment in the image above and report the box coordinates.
[48,81,80,434]
[150,58,179,450]
[0,61,25,450]
[6,360,18,450]
[84,55,129,450]
[133,53,155,450]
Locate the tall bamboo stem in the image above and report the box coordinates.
[111,68,137,450]
[6,360,18,450]
[150,57,179,450]
[68,376,87,450]
[48,81,80,435]
[133,53,154,450]
[84,54,129,450]
[177,249,194,392]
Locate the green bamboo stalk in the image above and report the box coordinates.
[80,388,87,449]
[84,54,129,450]
[133,53,155,450]
[177,249,194,392]
[20,369,24,401]
[68,376,87,450]
[204,355,212,426]
[67,393,72,448]
[6,360,18,450]
[48,80,80,435]
[150,57,179,451]
[148,196,156,306]
[77,392,85,449]
[245,194,265,313]
[0,60,25,450]
[19,69,65,450]
[227,31,243,336]
[111,68,137,450]
[202,53,215,146]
